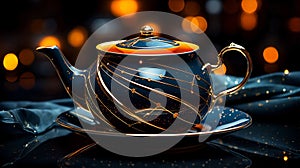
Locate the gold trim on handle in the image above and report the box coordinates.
[213,42,253,99]
[202,42,252,100]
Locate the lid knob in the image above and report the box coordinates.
[140,25,154,36]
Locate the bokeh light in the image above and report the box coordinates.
[284,69,289,75]
[19,49,35,66]
[191,16,208,33]
[38,35,61,48]
[111,0,138,17]
[288,17,300,33]
[168,0,185,13]
[68,26,88,48]
[263,46,279,64]
[206,0,222,15]
[19,72,36,90]
[5,74,18,83]
[240,12,257,31]
[182,16,207,33]
[241,0,258,14]
[3,53,18,71]
[213,64,227,75]
[182,16,194,33]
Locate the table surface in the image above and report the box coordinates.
[1,123,299,168]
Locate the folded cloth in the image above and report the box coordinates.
[0,99,73,135]
[225,71,300,120]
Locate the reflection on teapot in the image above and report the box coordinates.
[36,25,252,134]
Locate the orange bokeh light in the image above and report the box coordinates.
[68,26,88,47]
[182,16,207,33]
[240,12,257,31]
[288,17,300,32]
[3,53,18,71]
[38,36,61,48]
[19,49,35,66]
[263,46,279,64]
[168,0,185,12]
[182,16,194,33]
[111,0,138,17]
[241,0,258,14]
[213,64,227,75]
[5,74,18,83]
[191,16,208,33]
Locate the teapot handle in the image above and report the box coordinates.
[203,43,253,100]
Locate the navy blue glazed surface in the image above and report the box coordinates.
[95,50,212,133]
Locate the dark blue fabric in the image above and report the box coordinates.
[226,71,300,119]
[0,99,73,135]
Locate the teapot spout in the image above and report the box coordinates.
[35,46,85,96]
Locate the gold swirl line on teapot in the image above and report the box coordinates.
[90,69,169,131]
[84,79,118,129]
[102,67,209,119]
[106,61,211,103]
[95,71,198,129]
[138,62,211,101]
[112,61,211,93]
[71,59,209,132]
[101,62,200,111]
[103,60,210,114]
[100,64,198,112]
[91,90,167,132]
[77,63,131,130]
[86,87,145,131]
[98,63,206,126]
[112,60,211,88]
[88,82,145,131]
[148,62,211,86]
[105,61,211,110]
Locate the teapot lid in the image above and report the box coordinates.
[96,25,198,55]
[116,25,180,50]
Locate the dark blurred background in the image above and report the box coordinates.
[1,0,300,101]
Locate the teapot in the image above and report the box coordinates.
[36,25,252,134]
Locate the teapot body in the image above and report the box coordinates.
[91,50,212,133]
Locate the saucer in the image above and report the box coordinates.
[56,106,252,142]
